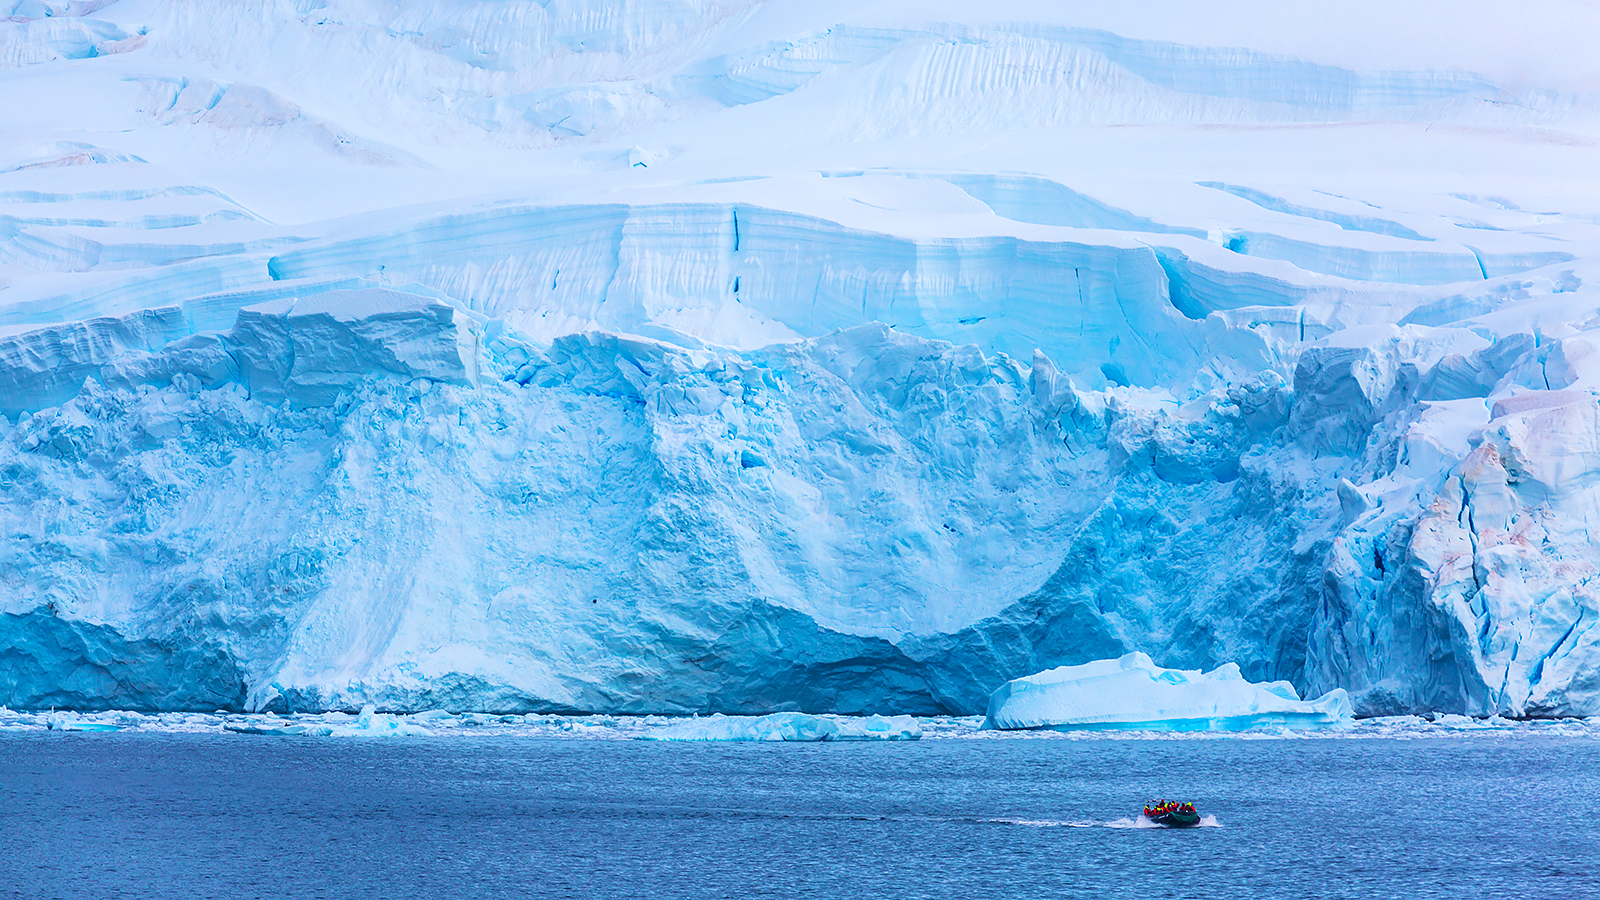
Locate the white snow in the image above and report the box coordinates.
[983,652,1352,732]
[4,1,1600,718]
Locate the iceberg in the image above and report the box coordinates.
[641,713,921,742]
[984,653,1353,732]
[44,714,122,733]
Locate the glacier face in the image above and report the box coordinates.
[4,1,1600,716]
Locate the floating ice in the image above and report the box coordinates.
[45,714,121,733]
[984,653,1353,732]
[0,707,1592,739]
[223,704,431,737]
[640,713,922,742]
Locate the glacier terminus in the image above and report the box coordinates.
[3,0,1600,720]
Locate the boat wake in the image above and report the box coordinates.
[987,818,1104,828]
[988,815,1221,829]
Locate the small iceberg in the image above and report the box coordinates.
[46,715,122,733]
[224,722,308,736]
[984,652,1351,732]
[641,712,921,742]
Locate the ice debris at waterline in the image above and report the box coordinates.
[3,708,1593,739]
[984,653,1353,732]
[639,713,921,742]
[223,704,431,738]
[45,715,121,733]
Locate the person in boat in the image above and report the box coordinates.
[1145,799,1199,823]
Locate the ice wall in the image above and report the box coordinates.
[6,270,1600,716]
[260,202,1208,387]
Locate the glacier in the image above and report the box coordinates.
[4,1,1600,719]
[983,652,1352,732]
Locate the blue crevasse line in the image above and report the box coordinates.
[1198,182,1434,241]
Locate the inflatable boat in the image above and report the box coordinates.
[1143,799,1201,827]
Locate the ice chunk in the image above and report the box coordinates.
[0,307,193,415]
[641,712,921,742]
[45,714,122,732]
[227,288,472,405]
[984,653,1352,731]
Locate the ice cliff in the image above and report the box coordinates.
[3,1,1600,718]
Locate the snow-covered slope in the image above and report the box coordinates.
[4,0,1600,716]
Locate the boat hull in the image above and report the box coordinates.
[1150,811,1201,828]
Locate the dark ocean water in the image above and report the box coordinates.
[2,732,1596,900]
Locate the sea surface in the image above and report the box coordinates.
[3,726,1597,900]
